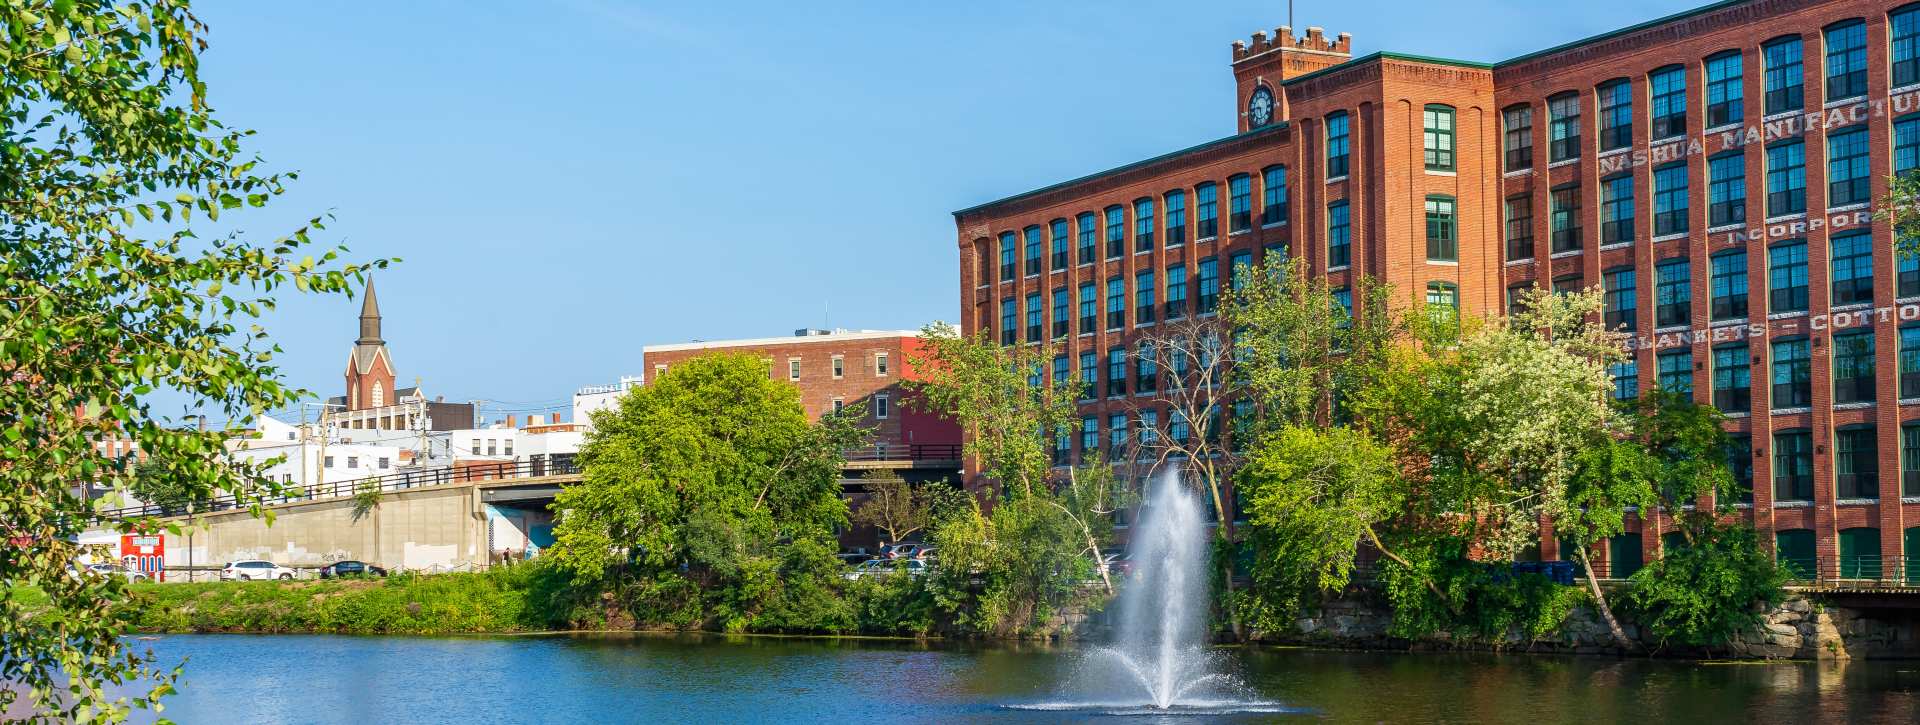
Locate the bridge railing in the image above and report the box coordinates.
[1780,556,1920,589]
[840,443,963,462]
[94,455,581,521]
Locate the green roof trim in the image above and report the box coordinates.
[1496,0,1750,68]
[951,122,1289,218]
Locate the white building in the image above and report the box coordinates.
[224,415,410,492]
[573,375,641,430]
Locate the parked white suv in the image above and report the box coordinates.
[221,560,296,581]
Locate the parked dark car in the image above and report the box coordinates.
[319,560,387,579]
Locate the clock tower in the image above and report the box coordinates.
[1230,25,1352,132]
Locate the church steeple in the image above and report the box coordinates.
[357,277,383,346]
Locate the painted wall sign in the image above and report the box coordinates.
[1722,208,1875,245]
[1623,301,1920,351]
[1595,88,1920,177]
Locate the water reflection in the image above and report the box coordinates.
[112,633,1919,724]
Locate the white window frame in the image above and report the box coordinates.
[788,357,802,381]
[874,394,890,419]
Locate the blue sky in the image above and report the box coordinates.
[190,0,1699,423]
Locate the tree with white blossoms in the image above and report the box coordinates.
[1449,286,1638,646]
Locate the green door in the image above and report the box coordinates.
[1776,529,1816,579]
[1906,528,1920,585]
[1608,534,1643,578]
[1839,528,1881,579]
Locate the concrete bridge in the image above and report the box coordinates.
[95,446,962,577]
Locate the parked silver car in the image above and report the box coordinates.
[220,559,296,581]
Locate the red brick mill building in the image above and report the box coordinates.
[953,0,1920,581]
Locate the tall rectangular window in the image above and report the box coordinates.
[1769,240,1809,313]
[1605,267,1637,331]
[1077,212,1096,264]
[1165,190,1187,246]
[1135,272,1156,325]
[1713,344,1751,413]
[1711,251,1748,320]
[1772,337,1812,408]
[1078,282,1096,334]
[1653,163,1689,236]
[1052,355,1068,387]
[1424,105,1455,171]
[1426,283,1459,330]
[1196,258,1220,314]
[1833,329,1876,404]
[1649,66,1686,140]
[999,298,1016,344]
[1229,250,1252,291]
[1196,182,1218,239]
[1051,287,1068,338]
[1835,426,1878,499]
[1105,205,1125,259]
[1766,140,1805,217]
[1897,6,1920,89]
[1425,196,1456,261]
[1050,219,1069,270]
[1598,80,1633,151]
[1904,253,1920,299]
[1548,93,1582,162]
[1831,231,1874,306]
[1505,195,1534,261]
[1134,198,1156,252]
[1658,349,1693,393]
[1705,51,1743,127]
[1326,112,1350,178]
[1774,429,1813,501]
[1905,425,1920,497]
[1108,413,1128,456]
[1728,434,1755,503]
[1261,166,1288,226]
[1827,127,1870,207]
[1079,353,1097,401]
[1107,348,1127,398]
[1708,152,1746,227]
[1902,326,1920,399]
[1611,359,1639,400]
[1137,342,1158,393]
[1825,21,1867,101]
[1899,116,1920,176]
[1656,258,1691,328]
[1763,36,1804,114]
[1551,185,1582,252]
[1080,415,1098,457]
[1328,200,1351,268]
[998,232,1016,282]
[1601,175,1634,245]
[1023,225,1043,276]
[1165,265,1187,320]
[1228,174,1252,233]
[1106,277,1125,330]
[1025,293,1042,342]
[1503,105,1533,171]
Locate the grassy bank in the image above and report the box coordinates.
[117,566,580,635]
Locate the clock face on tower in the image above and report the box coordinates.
[1247,86,1274,127]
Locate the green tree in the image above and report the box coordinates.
[3,1,382,720]
[907,323,1122,631]
[1623,522,1788,650]
[545,353,864,631]
[1234,425,1410,629]
[907,322,1078,497]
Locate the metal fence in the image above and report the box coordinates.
[1778,556,1920,588]
[840,444,963,462]
[94,455,581,520]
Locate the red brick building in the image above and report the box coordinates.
[640,329,962,462]
[954,0,1920,579]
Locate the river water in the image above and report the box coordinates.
[117,633,1918,724]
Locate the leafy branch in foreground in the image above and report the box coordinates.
[3,1,386,721]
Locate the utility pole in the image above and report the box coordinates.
[315,405,332,498]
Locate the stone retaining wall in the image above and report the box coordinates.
[1256,595,1919,659]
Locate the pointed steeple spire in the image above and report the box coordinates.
[357,277,383,345]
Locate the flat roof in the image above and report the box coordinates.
[643,329,921,354]
[950,0,1755,219]
[951,121,1288,218]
